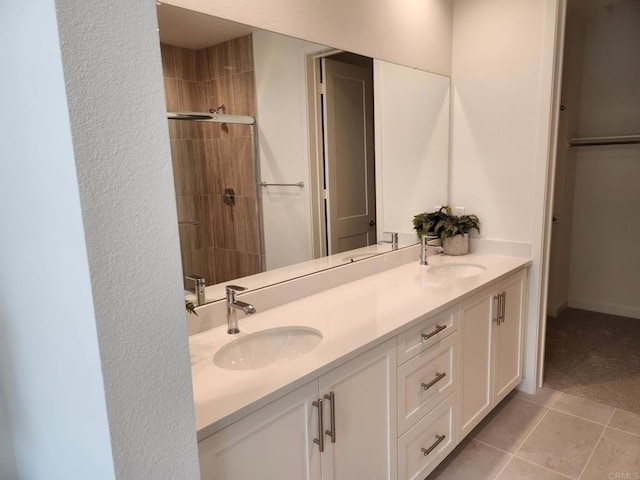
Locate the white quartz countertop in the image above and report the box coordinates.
[189,253,531,441]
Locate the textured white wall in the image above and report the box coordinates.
[450,0,561,391]
[0,0,199,478]
[54,0,201,477]
[0,1,115,478]
[451,0,549,244]
[253,31,325,270]
[374,60,450,237]
[162,0,453,76]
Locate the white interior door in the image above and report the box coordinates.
[322,58,376,254]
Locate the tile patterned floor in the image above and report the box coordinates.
[427,388,640,480]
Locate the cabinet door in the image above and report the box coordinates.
[458,287,495,439]
[319,339,397,480]
[198,380,322,480]
[493,270,526,403]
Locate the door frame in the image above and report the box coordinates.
[306,50,377,258]
[536,0,568,388]
[305,48,342,259]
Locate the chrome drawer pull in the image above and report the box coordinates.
[324,391,336,443]
[421,372,447,390]
[422,434,446,456]
[500,291,506,324]
[312,399,324,452]
[421,324,447,341]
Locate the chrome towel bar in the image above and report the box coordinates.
[260,181,304,188]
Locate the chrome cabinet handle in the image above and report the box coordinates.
[421,372,447,391]
[500,291,506,324]
[493,295,500,324]
[422,434,446,456]
[421,324,447,341]
[313,399,324,452]
[324,391,336,443]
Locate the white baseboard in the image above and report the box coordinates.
[547,300,568,318]
[568,298,640,320]
[516,377,536,395]
[469,238,532,258]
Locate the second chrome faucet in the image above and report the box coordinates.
[421,235,444,265]
[226,285,256,334]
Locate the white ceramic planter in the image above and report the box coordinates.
[443,234,469,256]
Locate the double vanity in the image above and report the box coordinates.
[189,246,530,479]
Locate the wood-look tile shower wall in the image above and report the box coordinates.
[161,36,260,289]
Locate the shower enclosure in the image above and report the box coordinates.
[161,38,264,289]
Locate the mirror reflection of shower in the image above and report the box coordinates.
[161,35,263,290]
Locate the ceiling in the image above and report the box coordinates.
[156,4,255,49]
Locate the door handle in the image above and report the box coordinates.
[312,398,324,452]
[422,324,447,341]
[368,220,376,227]
[324,391,336,443]
[421,372,447,391]
[500,291,506,324]
[421,434,446,456]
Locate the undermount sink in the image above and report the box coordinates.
[213,326,323,371]
[428,263,486,278]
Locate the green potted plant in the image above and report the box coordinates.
[412,205,480,255]
[186,299,197,315]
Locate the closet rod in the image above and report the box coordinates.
[569,134,640,147]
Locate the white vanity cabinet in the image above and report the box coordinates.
[198,339,397,480]
[458,269,526,438]
[195,261,529,480]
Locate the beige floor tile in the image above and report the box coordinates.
[581,428,640,480]
[472,397,548,452]
[552,392,615,424]
[516,410,604,478]
[609,408,640,436]
[512,387,562,407]
[427,438,511,480]
[496,456,572,480]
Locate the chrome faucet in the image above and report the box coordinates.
[226,285,256,334]
[186,274,206,306]
[421,235,444,265]
[381,231,399,250]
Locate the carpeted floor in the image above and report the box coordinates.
[544,307,640,414]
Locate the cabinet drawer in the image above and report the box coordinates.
[398,392,457,480]
[397,306,457,364]
[398,332,457,434]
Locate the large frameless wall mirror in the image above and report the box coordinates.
[156,4,450,302]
